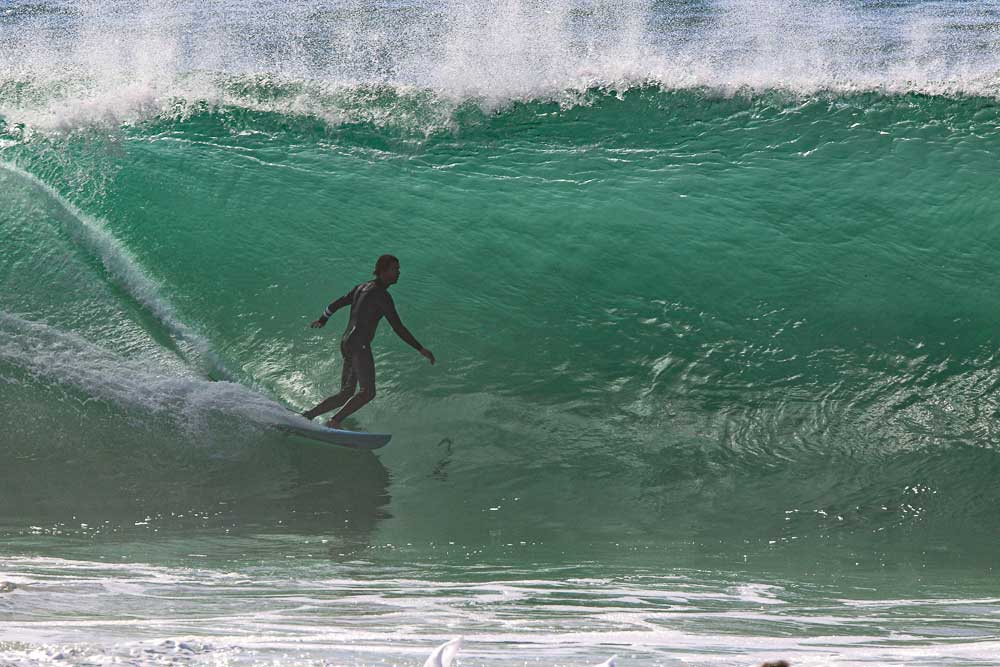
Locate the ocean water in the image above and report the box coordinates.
[2,1,1000,665]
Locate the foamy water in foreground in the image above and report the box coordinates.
[2,555,999,666]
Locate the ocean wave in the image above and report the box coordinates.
[2,0,1000,132]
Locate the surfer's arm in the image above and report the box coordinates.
[384,296,424,352]
[311,287,355,328]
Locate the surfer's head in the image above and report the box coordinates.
[374,254,400,285]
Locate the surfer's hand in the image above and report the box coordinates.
[420,347,436,365]
[310,318,327,328]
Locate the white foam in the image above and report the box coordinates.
[0,310,287,430]
[4,557,1000,666]
[1,0,999,133]
[15,561,989,665]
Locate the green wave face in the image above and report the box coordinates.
[3,1,1000,567]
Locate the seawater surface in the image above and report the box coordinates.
[2,0,1000,664]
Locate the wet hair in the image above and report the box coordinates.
[374,254,399,277]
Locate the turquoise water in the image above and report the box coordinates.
[2,1,1000,665]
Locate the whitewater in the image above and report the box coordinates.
[3,0,1000,665]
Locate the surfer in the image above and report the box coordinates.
[302,254,435,428]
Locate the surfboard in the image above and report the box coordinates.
[279,414,391,450]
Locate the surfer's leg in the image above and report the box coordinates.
[326,345,376,428]
[303,350,359,420]
[302,390,353,420]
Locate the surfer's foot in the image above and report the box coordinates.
[325,419,342,429]
[301,410,315,421]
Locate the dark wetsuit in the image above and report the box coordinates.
[319,279,422,398]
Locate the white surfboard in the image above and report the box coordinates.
[279,414,391,450]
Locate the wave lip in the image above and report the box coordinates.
[3,0,1000,132]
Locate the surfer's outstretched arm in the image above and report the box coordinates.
[385,295,435,364]
[310,287,356,328]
